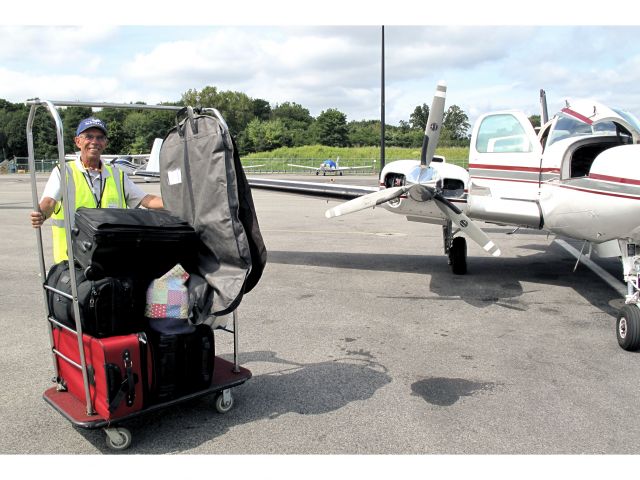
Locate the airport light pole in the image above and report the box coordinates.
[380,25,386,172]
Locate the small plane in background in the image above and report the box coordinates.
[247,81,640,352]
[288,157,373,176]
[115,138,163,178]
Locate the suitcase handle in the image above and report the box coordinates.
[108,349,137,412]
[78,240,92,252]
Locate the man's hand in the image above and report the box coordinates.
[30,197,56,228]
[30,210,46,228]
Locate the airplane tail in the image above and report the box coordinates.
[143,138,163,174]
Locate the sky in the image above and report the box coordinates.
[2,1,640,128]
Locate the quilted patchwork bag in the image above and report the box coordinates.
[145,264,190,320]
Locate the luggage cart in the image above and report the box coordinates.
[27,99,252,451]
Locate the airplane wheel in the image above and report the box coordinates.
[449,237,467,275]
[616,305,640,351]
[316,171,319,175]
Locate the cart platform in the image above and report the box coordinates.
[43,356,251,448]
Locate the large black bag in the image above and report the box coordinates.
[45,261,139,337]
[145,323,215,404]
[71,207,199,281]
[159,107,267,317]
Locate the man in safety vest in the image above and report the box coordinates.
[30,117,165,263]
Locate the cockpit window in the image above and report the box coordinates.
[613,108,640,134]
[547,109,636,147]
[475,114,533,153]
[547,114,593,146]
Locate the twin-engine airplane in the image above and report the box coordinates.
[288,157,373,176]
[246,81,640,352]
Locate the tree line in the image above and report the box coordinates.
[0,86,472,160]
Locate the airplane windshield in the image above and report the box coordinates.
[548,113,616,146]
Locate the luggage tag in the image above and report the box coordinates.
[167,168,182,185]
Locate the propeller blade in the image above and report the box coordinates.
[420,81,447,169]
[325,186,409,218]
[434,195,501,257]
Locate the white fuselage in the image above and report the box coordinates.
[538,143,640,243]
[377,105,640,248]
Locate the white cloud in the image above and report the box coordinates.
[0,26,116,67]
[0,67,121,104]
[2,25,640,128]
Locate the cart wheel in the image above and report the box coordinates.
[215,391,234,413]
[105,427,132,451]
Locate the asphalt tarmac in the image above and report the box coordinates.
[1,173,639,457]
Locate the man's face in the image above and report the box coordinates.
[74,127,107,161]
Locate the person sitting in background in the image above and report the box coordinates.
[30,117,164,262]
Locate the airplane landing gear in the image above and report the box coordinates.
[449,237,467,275]
[617,241,640,351]
[443,221,467,275]
[617,305,640,351]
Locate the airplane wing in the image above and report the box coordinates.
[110,157,144,175]
[336,165,373,171]
[247,177,378,200]
[287,163,320,171]
[132,169,160,179]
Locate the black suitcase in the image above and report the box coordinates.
[45,261,140,337]
[145,323,215,403]
[71,207,199,281]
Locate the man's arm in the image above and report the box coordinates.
[139,194,164,210]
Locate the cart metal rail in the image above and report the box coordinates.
[27,99,251,450]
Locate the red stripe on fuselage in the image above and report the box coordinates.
[589,173,640,186]
[469,163,559,174]
[552,183,640,200]
[470,176,540,184]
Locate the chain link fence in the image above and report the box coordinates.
[0,157,58,174]
[2,157,380,175]
[240,157,379,175]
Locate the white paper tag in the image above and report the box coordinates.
[167,168,182,185]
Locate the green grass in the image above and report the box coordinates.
[241,145,470,173]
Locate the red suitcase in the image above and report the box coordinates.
[52,326,150,420]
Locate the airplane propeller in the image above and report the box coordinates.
[325,185,410,218]
[432,191,501,257]
[324,80,501,258]
[420,81,447,169]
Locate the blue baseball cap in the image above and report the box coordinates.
[76,117,108,136]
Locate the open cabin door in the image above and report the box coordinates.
[468,110,542,201]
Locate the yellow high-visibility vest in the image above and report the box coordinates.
[50,161,125,263]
